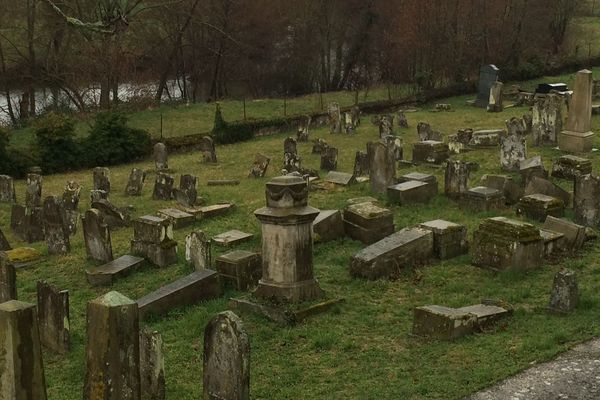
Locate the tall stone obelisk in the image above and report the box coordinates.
[559,69,595,152]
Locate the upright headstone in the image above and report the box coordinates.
[139,329,165,400]
[0,300,48,399]
[82,208,114,263]
[283,137,301,173]
[173,174,198,206]
[93,167,111,194]
[125,168,146,196]
[574,174,600,227]
[62,180,81,236]
[152,172,175,201]
[475,64,499,108]
[353,150,369,177]
[328,102,342,134]
[559,69,595,152]
[185,231,211,270]
[0,254,16,302]
[36,281,70,354]
[500,134,527,171]
[320,146,338,171]
[83,291,140,400]
[367,140,396,194]
[254,176,323,301]
[200,136,218,163]
[444,160,479,199]
[203,311,250,400]
[548,269,579,314]
[42,196,70,255]
[153,142,168,171]
[0,175,16,203]
[487,81,504,112]
[417,122,433,142]
[131,215,177,267]
[532,94,563,145]
[378,114,393,138]
[297,116,310,142]
[25,173,43,209]
[0,226,11,251]
[397,111,408,128]
[248,153,270,178]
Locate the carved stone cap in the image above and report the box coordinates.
[265,175,308,208]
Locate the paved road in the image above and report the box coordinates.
[466,338,600,400]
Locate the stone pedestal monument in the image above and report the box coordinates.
[559,69,595,152]
[254,175,324,302]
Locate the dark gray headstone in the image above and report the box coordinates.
[125,168,146,196]
[82,208,113,263]
[36,281,70,354]
[92,167,110,193]
[475,64,500,108]
[42,196,70,255]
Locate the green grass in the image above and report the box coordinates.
[3,83,600,399]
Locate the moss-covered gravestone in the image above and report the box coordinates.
[36,281,70,354]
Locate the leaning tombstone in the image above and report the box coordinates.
[42,196,70,255]
[203,311,250,400]
[173,174,198,207]
[93,167,111,194]
[559,69,595,152]
[82,208,114,263]
[154,142,169,171]
[185,230,211,270]
[125,168,146,196]
[248,153,270,178]
[36,281,70,354]
[83,291,140,400]
[140,328,165,400]
[548,269,579,314]
[475,64,500,108]
[0,254,17,302]
[0,174,16,202]
[0,300,48,399]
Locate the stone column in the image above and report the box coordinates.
[0,300,47,400]
[559,69,595,152]
[83,291,141,400]
[254,176,323,302]
[203,311,249,400]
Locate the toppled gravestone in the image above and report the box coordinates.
[459,186,504,212]
[412,141,449,164]
[131,215,177,267]
[349,227,433,280]
[542,216,586,253]
[519,156,548,184]
[480,174,523,205]
[472,217,544,271]
[524,176,570,207]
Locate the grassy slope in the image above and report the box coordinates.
[2,69,600,399]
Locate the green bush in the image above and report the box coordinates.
[34,112,81,173]
[0,127,11,175]
[83,112,151,166]
[212,103,255,144]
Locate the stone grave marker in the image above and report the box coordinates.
[324,171,356,186]
[0,226,11,251]
[131,215,177,268]
[313,210,345,243]
[552,155,592,180]
[419,220,468,260]
[445,160,478,199]
[320,146,338,171]
[152,172,175,201]
[36,281,70,354]
[0,174,16,202]
[154,142,168,171]
[367,140,396,194]
[171,174,198,207]
[86,255,146,286]
[397,111,408,128]
[0,300,48,399]
[42,196,70,255]
[125,168,146,196]
[328,102,342,134]
[412,141,449,164]
[212,230,253,247]
[62,180,81,235]
[248,153,270,178]
[516,194,565,222]
[532,94,563,145]
[543,216,586,252]
[459,186,504,212]
[343,200,394,244]
[559,69,595,152]
[0,254,17,302]
[200,136,218,163]
[207,179,240,186]
[524,176,570,207]
[92,167,111,194]
[90,189,109,203]
[480,174,523,205]
[548,269,579,314]
[25,173,43,209]
[574,174,600,226]
[140,328,165,400]
[378,114,393,138]
[84,291,140,400]
[82,208,113,263]
[203,311,250,400]
[353,150,369,177]
[387,180,436,205]
[500,134,526,171]
[469,129,503,147]
[487,81,504,112]
[519,156,548,184]
[157,208,195,229]
[91,198,130,229]
[475,64,500,108]
[311,138,328,154]
[216,250,261,290]
[297,116,310,142]
[185,231,212,270]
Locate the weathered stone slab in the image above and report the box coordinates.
[42,196,70,255]
[86,255,146,286]
[200,136,218,163]
[200,203,235,219]
[0,300,48,399]
[524,176,571,207]
[133,215,173,243]
[82,208,113,263]
[532,93,563,145]
[185,231,211,270]
[25,173,43,209]
[154,142,168,171]
[0,254,16,302]
[213,230,253,246]
[3,246,43,268]
[90,189,109,203]
[0,174,16,203]
[353,150,369,177]
[130,239,177,268]
[413,305,477,340]
[475,64,499,108]
[445,161,478,199]
[480,174,523,205]
[172,174,198,207]
[320,146,338,171]
[312,138,328,154]
[157,208,195,229]
[487,81,503,112]
[519,156,548,184]
[84,291,140,400]
[551,155,592,180]
[540,228,565,257]
[36,281,70,354]
[542,216,586,252]
[412,140,450,164]
[516,194,565,222]
[459,186,505,212]
[574,174,600,226]
[152,172,174,200]
[398,172,437,186]
[139,329,165,400]
[125,168,146,196]
[419,219,468,260]
[472,217,544,271]
[11,203,45,243]
[207,179,240,186]
[349,227,433,280]
[313,210,345,242]
[203,311,250,400]
[343,201,395,244]
[248,153,270,178]
[378,114,394,138]
[387,180,436,204]
[469,129,503,147]
[216,250,261,290]
[324,171,355,186]
[91,199,130,229]
[137,269,222,319]
[368,140,396,194]
[500,135,527,171]
[548,269,579,314]
[92,167,110,194]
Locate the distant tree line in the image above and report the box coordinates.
[0,0,586,125]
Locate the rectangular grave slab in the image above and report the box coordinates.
[86,255,146,286]
[313,210,345,243]
[459,186,505,212]
[157,208,195,229]
[480,174,523,205]
[419,219,468,260]
[216,250,261,290]
[542,216,586,252]
[516,194,565,222]
[413,305,477,340]
[343,202,394,244]
[552,155,592,180]
[397,172,437,186]
[3,247,43,269]
[349,227,433,280]
[540,228,566,257]
[131,240,178,268]
[207,180,240,186]
[455,304,511,328]
[199,203,235,219]
[412,140,450,164]
[519,156,548,184]
[324,171,356,186]
[137,269,222,319]
[387,180,436,205]
[524,176,571,207]
[472,217,544,271]
[469,129,503,147]
[212,230,253,247]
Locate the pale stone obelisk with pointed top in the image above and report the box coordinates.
[559,69,595,152]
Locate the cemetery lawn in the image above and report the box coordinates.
[3,72,600,399]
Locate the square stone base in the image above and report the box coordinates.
[254,278,324,303]
[558,130,595,153]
